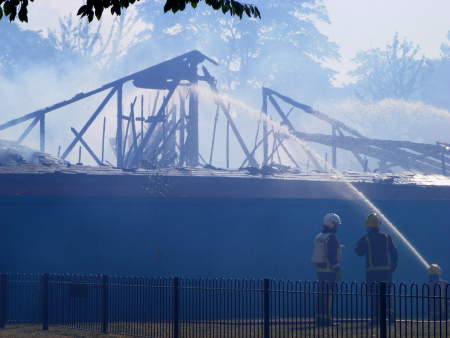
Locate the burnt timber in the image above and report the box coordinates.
[0,51,448,175]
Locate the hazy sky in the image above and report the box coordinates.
[25,0,450,85]
[319,0,450,84]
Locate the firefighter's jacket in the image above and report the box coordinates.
[312,227,341,273]
[354,228,398,272]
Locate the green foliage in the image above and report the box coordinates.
[164,0,260,19]
[0,0,32,22]
[0,0,259,23]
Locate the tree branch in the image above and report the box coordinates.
[0,0,260,23]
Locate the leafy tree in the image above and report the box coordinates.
[351,34,429,101]
[0,0,260,23]
[133,0,338,100]
[244,1,339,96]
[417,31,450,109]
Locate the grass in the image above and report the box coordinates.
[0,320,448,337]
[0,324,126,337]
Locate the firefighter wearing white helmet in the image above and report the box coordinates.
[311,212,342,327]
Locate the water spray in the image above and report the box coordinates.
[197,86,431,270]
[339,179,430,269]
[297,144,430,270]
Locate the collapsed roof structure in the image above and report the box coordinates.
[0,50,448,175]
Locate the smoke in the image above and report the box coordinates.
[0,61,116,164]
[1,1,449,171]
[0,6,154,166]
[315,98,450,143]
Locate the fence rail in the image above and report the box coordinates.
[0,273,448,337]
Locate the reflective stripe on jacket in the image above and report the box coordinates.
[354,228,398,272]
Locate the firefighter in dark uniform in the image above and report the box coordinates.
[354,213,398,282]
[311,213,342,327]
[427,264,449,320]
[354,212,398,325]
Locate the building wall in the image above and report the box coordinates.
[0,195,448,283]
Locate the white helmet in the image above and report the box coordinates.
[323,213,341,228]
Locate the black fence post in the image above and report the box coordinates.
[379,282,387,338]
[101,275,109,334]
[0,273,8,329]
[263,278,270,338]
[41,273,49,331]
[173,277,180,338]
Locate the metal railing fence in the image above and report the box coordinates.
[0,273,448,337]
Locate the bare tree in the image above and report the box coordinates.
[47,9,151,69]
[441,31,450,58]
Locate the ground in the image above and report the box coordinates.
[0,325,127,338]
[0,322,448,337]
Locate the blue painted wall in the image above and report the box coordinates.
[0,196,448,283]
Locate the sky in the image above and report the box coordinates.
[23,0,450,86]
[6,0,450,169]
[319,0,450,85]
